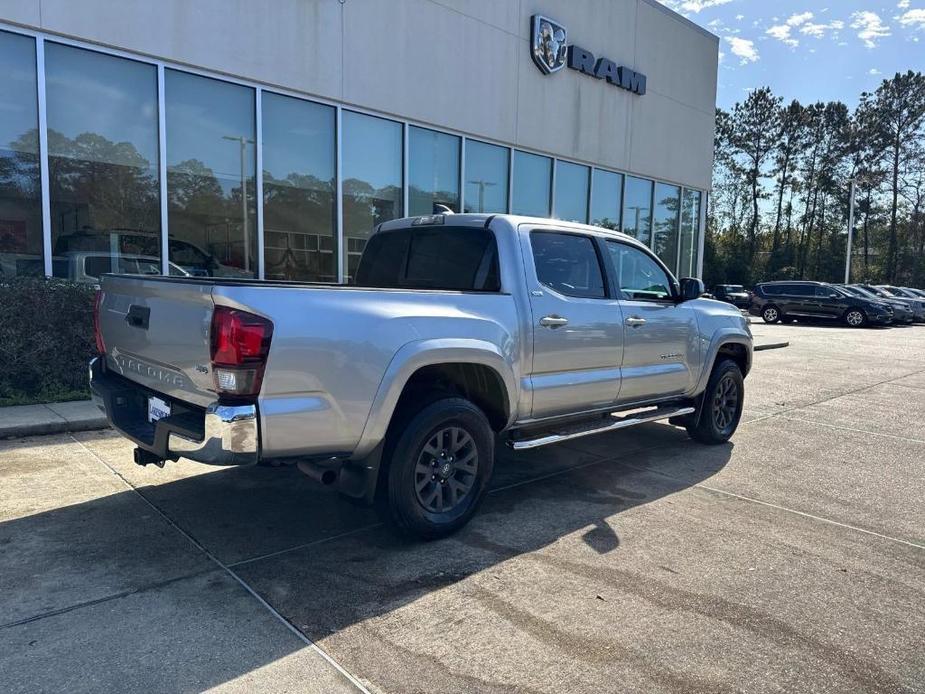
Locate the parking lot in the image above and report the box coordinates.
[1,320,923,693]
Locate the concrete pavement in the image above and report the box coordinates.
[1,321,924,692]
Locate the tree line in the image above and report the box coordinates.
[705,71,925,288]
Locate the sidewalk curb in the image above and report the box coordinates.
[0,401,110,439]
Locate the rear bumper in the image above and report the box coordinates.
[89,357,258,466]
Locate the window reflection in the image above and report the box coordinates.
[554,160,589,223]
[409,126,459,216]
[590,169,623,230]
[464,140,508,213]
[622,176,653,245]
[653,182,680,274]
[342,111,403,281]
[46,43,160,280]
[512,151,551,217]
[680,189,701,278]
[262,92,336,282]
[0,31,43,279]
[166,70,256,278]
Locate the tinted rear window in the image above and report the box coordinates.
[354,226,500,291]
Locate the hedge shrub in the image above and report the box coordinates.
[0,278,96,406]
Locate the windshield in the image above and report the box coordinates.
[879,286,902,296]
[726,285,745,292]
[842,286,864,297]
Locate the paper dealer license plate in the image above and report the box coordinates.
[148,396,171,423]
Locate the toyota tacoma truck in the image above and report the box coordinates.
[90,214,752,538]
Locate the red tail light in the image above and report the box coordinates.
[93,290,106,355]
[210,306,273,398]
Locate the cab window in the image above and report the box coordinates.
[605,241,673,301]
[530,231,606,299]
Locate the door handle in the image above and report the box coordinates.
[539,315,569,328]
[625,316,647,327]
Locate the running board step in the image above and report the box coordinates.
[510,405,696,451]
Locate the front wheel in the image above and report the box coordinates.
[844,308,866,328]
[761,305,781,323]
[384,397,494,539]
[687,359,744,445]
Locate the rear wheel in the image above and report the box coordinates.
[844,308,866,328]
[761,305,781,323]
[687,359,744,445]
[383,397,494,539]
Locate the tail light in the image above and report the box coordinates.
[210,306,273,399]
[93,290,106,355]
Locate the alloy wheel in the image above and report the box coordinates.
[712,374,739,433]
[763,307,778,322]
[413,426,479,513]
[846,310,864,327]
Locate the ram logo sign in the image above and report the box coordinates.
[530,15,647,96]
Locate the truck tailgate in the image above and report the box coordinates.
[99,275,217,407]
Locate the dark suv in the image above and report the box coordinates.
[750,281,893,327]
[712,284,751,309]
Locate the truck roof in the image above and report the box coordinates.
[377,213,646,249]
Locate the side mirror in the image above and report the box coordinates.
[679,277,705,302]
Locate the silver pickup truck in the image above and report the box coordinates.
[91,213,752,538]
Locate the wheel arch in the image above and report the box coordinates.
[352,339,517,459]
[695,331,753,394]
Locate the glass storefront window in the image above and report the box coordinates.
[554,160,590,223]
[590,169,623,230]
[342,111,403,280]
[464,140,508,213]
[622,176,653,245]
[261,92,336,282]
[165,70,256,277]
[512,150,551,217]
[653,182,680,274]
[409,126,459,216]
[0,31,42,279]
[680,189,701,278]
[46,43,160,280]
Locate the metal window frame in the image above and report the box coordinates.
[157,64,169,275]
[3,21,709,284]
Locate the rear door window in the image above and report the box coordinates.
[531,232,606,299]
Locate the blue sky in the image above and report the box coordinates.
[657,0,925,108]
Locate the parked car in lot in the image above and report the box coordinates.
[857,285,923,323]
[712,284,751,309]
[875,286,925,322]
[750,280,893,327]
[90,213,753,538]
[842,285,914,324]
[52,252,191,285]
[902,287,925,300]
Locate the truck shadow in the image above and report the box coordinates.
[0,423,732,691]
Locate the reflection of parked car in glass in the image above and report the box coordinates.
[842,285,913,324]
[875,285,925,322]
[52,252,190,285]
[712,284,751,309]
[749,281,893,327]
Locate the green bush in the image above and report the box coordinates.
[0,278,97,406]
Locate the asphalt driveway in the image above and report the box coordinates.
[1,321,924,693]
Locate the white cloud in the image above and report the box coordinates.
[869,67,881,74]
[766,11,814,47]
[659,0,736,14]
[897,0,910,8]
[898,9,925,29]
[800,19,845,38]
[726,36,759,63]
[851,11,891,47]
[736,14,745,20]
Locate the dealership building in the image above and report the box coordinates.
[0,0,718,284]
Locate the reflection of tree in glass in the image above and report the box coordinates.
[0,129,44,276]
[653,190,680,269]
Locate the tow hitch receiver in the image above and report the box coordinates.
[133,447,166,468]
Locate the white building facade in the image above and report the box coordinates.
[0,0,718,283]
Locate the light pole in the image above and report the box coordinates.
[467,179,497,213]
[845,178,857,284]
[223,134,255,273]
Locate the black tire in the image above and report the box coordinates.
[687,359,744,445]
[761,305,781,323]
[844,308,866,328]
[384,397,494,539]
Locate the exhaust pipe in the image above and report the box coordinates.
[297,459,342,486]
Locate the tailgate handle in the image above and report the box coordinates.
[125,305,150,330]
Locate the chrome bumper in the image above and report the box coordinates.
[89,357,259,466]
